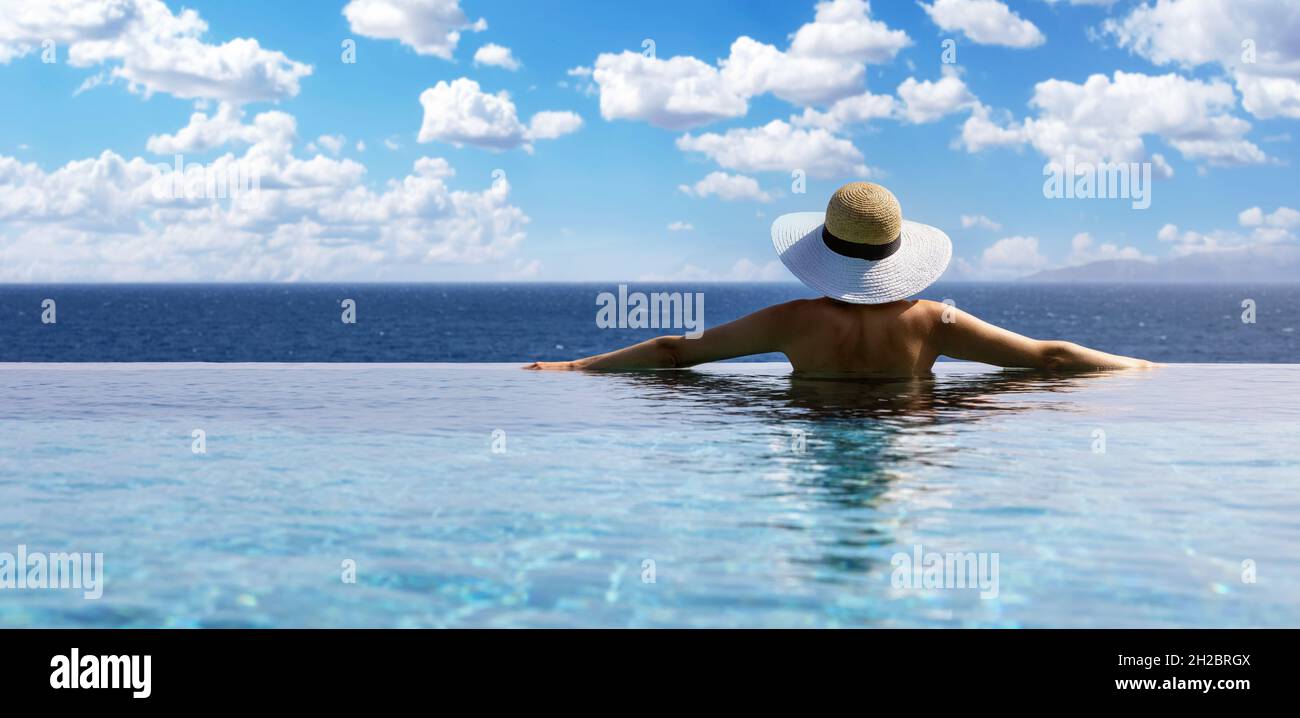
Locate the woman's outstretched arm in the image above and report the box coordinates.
[525,301,798,371]
[934,304,1155,371]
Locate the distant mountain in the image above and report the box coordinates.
[1025,259,1158,282]
[1024,244,1300,282]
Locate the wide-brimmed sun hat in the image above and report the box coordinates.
[771,182,951,304]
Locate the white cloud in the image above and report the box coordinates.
[952,231,1153,278]
[677,171,773,202]
[0,0,312,104]
[383,136,401,151]
[416,78,581,151]
[473,42,519,70]
[1239,205,1300,229]
[584,0,915,180]
[720,35,870,108]
[726,258,789,281]
[958,71,1269,166]
[342,0,485,59]
[667,221,694,231]
[921,0,1046,48]
[1159,205,1300,256]
[1156,224,1232,255]
[677,120,871,179]
[791,90,896,131]
[976,235,1050,278]
[0,109,531,280]
[315,134,346,156]
[1065,232,1150,265]
[792,68,977,131]
[787,0,912,62]
[356,140,366,152]
[587,0,909,129]
[960,214,1002,230]
[526,110,584,140]
[895,68,977,123]
[145,103,295,155]
[590,51,748,130]
[639,258,789,282]
[418,79,522,149]
[958,103,1027,152]
[561,65,597,96]
[1106,0,1300,120]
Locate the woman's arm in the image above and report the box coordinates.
[934,304,1155,371]
[525,301,800,371]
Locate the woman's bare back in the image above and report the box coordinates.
[781,298,941,375]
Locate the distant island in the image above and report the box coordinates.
[1023,244,1300,282]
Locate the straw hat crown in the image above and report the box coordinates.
[824,182,902,246]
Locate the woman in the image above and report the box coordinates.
[527,182,1154,375]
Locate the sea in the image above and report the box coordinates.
[3,284,1298,627]
[0,282,1296,363]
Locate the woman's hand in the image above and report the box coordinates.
[521,303,798,372]
[522,360,582,370]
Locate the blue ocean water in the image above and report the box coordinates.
[2,284,1298,628]
[0,282,1296,362]
[1,362,1297,628]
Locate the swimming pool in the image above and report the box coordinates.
[1,362,1296,627]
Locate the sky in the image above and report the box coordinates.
[0,0,1298,282]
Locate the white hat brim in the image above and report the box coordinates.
[771,212,952,304]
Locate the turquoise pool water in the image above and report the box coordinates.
[0,363,1296,627]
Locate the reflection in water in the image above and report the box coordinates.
[596,367,1105,579]
[606,366,1098,423]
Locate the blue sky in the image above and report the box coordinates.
[1,0,1297,281]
